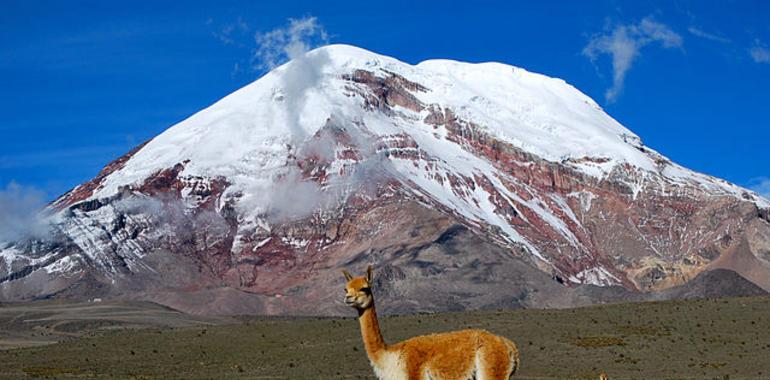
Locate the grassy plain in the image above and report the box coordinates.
[1,297,769,379]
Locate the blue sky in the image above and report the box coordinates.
[1,0,769,200]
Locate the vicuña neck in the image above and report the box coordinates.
[358,302,387,360]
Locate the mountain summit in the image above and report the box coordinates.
[2,45,768,315]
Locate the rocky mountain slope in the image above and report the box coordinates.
[1,45,768,315]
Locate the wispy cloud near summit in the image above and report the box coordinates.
[583,17,683,103]
[207,15,330,77]
[252,16,329,71]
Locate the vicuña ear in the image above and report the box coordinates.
[366,265,374,284]
[342,269,353,281]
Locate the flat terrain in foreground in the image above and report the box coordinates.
[1,297,769,379]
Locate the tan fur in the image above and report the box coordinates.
[343,266,520,380]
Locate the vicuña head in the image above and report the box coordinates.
[342,265,520,380]
[342,266,374,311]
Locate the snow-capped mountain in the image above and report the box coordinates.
[2,45,768,315]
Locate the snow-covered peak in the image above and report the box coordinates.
[84,44,767,212]
[8,45,768,303]
[93,46,641,193]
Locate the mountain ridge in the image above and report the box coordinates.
[1,44,768,315]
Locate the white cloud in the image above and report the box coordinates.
[749,40,770,64]
[584,17,683,103]
[208,16,330,79]
[0,182,51,242]
[749,178,770,199]
[636,18,684,48]
[252,16,329,71]
[687,27,731,43]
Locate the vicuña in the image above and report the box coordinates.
[343,265,520,379]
